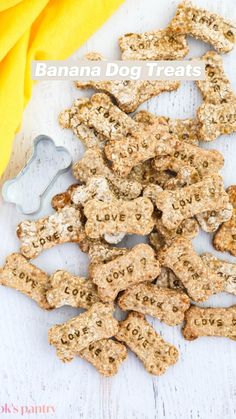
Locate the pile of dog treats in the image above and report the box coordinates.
[1,0,236,376]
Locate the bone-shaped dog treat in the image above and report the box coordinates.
[76,54,180,113]
[79,338,128,376]
[144,184,199,248]
[48,302,118,362]
[46,271,100,309]
[153,138,224,177]
[196,51,235,104]
[134,110,200,145]
[197,101,236,142]
[59,98,107,149]
[201,253,236,296]
[155,174,230,230]
[89,244,160,302]
[72,148,142,200]
[0,253,50,309]
[213,185,236,256]
[119,28,188,60]
[155,267,185,290]
[17,206,85,259]
[115,311,179,375]
[84,197,154,239]
[159,237,224,302]
[118,283,190,326]
[105,128,172,177]
[168,1,236,53]
[52,177,115,212]
[71,93,138,141]
[182,305,236,341]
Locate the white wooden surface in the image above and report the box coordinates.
[1,0,236,418]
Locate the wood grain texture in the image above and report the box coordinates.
[0,0,236,418]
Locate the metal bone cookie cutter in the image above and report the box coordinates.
[2,135,72,214]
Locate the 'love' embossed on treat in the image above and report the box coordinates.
[153,138,224,177]
[213,185,236,256]
[119,28,188,60]
[201,253,236,296]
[196,51,236,104]
[159,237,224,302]
[135,110,200,145]
[0,253,50,309]
[79,338,128,376]
[118,283,190,325]
[59,98,107,149]
[17,206,85,259]
[182,305,236,340]
[76,53,180,113]
[115,311,179,375]
[155,174,231,230]
[197,101,236,142]
[72,148,142,200]
[48,302,118,362]
[46,270,100,309]
[168,1,236,53]
[84,197,154,239]
[89,243,160,302]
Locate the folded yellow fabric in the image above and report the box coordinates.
[0,0,124,178]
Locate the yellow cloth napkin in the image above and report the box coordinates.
[0,0,124,177]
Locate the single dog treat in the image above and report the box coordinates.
[89,243,160,302]
[201,253,236,296]
[196,205,233,233]
[118,283,190,326]
[168,1,236,53]
[155,174,230,230]
[59,98,107,149]
[119,28,188,60]
[115,311,179,375]
[182,305,236,341]
[105,128,172,177]
[76,54,180,113]
[196,51,235,104]
[155,267,184,290]
[197,101,236,142]
[48,302,118,362]
[84,197,154,239]
[159,237,224,302]
[153,138,224,177]
[46,270,100,309]
[134,110,200,145]
[213,185,236,256]
[70,93,138,141]
[73,148,142,200]
[17,206,85,259]
[0,253,50,309]
[79,338,128,376]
